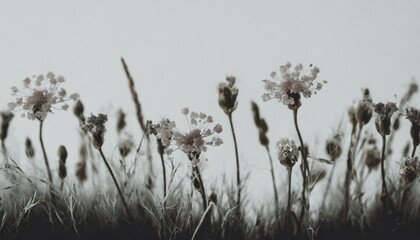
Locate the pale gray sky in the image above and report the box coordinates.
[1,1,419,203]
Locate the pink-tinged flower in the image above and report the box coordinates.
[276,138,299,169]
[262,62,326,109]
[8,72,79,120]
[400,156,420,183]
[174,109,223,162]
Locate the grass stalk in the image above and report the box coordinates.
[265,146,279,219]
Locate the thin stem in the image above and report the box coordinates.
[191,202,215,240]
[293,109,309,221]
[412,145,418,158]
[193,166,208,211]
[265,146,279,218]
[380,134,391,215]
[39,120,53,185]
[98,148,133,222]
[159,151,167,200]
[286,168,293,229]
[228,114,241,214]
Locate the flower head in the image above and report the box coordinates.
[262,62,326,110]
[405,107,420,147]
[218,75,239,115]
[8,73,79,121]
[276,138,299,169]
[400,156,420,183]
[174,109,223,163]
[374,102,398,136]
[325,133,342,160]
[355,89,373,126]
[149,118,176,155]
[81,113,108,149]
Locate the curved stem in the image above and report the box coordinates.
[99,148,133,222]
[265,146,279,218]
[193,166,208,211]
[228,114,241,213]
[293,109,309,221]
[39,120,53,185]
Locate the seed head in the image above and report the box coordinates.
[218,75,239,115]
[1,111,14,142]
[400,156,420,183]
[76,144,88,183]
[119,134,134,157]
[365,145,381,171]
[374,102,398,136]
[326,133,342,160]
[81,113,108,149]
[405,107,420,147]
[8,73,79,121]
[355,89,373,126]
[57,145,67,180]
[73,100,85,122]
[251,101,269,146]
[276,138,299,170]
[116,109,126,133]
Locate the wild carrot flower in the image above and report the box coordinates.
[400,156,420,183]
[262,62,326,110]
[277,138,299,170]
[173,108,223,164]
[8,73,79,120]
[81,113,108,149]
[374,102,398,136]
[218,75,239,115]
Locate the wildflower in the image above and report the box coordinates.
[400,156,420,183]
[374,102,398,136]
[405,107,420,147]
[277,138,299,169]
[149,119,176,151]
[0,111,14,142]
[8,73,79,121]
[173,109,223,162]
[325,133,342,160]
[262,62,326,110]
[218,75,239,115]
[81,113,108,149]
[355,89,373,127]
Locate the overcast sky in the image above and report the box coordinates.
[1,1,419,203]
